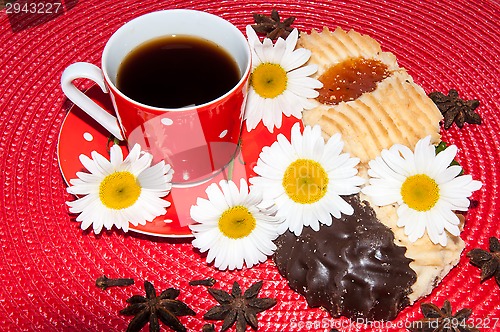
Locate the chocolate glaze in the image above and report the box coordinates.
[273,195,416,321]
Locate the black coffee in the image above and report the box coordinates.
[117,35,240,108]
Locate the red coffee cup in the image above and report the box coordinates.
[61,9,251,187]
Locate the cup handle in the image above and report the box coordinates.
[61,62,124,140]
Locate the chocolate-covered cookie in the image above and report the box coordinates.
[273,194,417,321]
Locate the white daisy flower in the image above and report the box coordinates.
[361,136,482,246]
[66,144,173,234]
[249,123,365,236]
[244,26,323,133]
[189,178,281,271]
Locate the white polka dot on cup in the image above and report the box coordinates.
[83,132,93,142]
[161,118,173,126]
[219,129,228,138]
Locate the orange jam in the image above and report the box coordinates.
[317,57,390,105]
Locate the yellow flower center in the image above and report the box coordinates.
[401,174,440,211]
[282,159,329,204]
[250,63,288,98]
[99,171,141,210]
[218,206,256,239]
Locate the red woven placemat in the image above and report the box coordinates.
[1,0,499,331]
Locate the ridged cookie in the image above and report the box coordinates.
[299,27,443,164]
[297,26,399,74]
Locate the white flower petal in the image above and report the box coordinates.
[287,65,318,79]
[282,48,310,71]
[109,144,124,167]
[245,25,260,49]
[429,145,458,178]
[205,182,230,211]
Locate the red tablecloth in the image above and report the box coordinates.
[1,0,499,331]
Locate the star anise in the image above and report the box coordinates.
[467,236,500,288]
[189,277,217,287]
[251,9,296,40]
[428,89,481,129]
[202,323,216,332]
[120,281,196,332]
[408,300,480,332]
[204,281,277,332]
